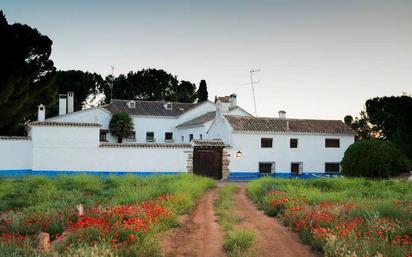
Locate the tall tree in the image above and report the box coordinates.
[365,95,412,159]
[0,11,57,134]
[197,80,208,102]
[101,69,197,103]
[346,95,412,159]
[48,70,105,117]
[176,80,197,103]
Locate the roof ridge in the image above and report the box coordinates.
[224,114,343,122]
[111,99,196,105]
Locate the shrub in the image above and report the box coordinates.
[341,139,411,178]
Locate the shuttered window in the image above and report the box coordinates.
[325,139,340,148]
[290,138,298,148]
[291,162,303,174]
[259,162,275,174]
[261,138,273,148]
[325,163,340,172]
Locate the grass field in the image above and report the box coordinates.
[0,174,215,257]
[248,177,412,257]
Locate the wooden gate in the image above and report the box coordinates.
[193,147,223,180]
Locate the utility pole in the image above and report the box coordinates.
[243,69,260,116]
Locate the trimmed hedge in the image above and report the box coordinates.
[341,139,411,178]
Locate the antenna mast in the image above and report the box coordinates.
[247,68,260,116]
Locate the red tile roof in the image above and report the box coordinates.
[29,121,101,128]
[99,143,192,148]
[224,115,356,135]
[192,139,226,147]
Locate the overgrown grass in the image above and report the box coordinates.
[247,177,412,257]
[0,174,215,257]
[215,186,255,257]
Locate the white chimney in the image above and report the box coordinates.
[229,94,237,108]
[38,104,45,121]
[278,110,286,119]
[59,94,67,115]
[67,91,74,113]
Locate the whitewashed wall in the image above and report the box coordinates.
[0,139,32,170]
[228,132,355,173]
[30,126,189,173]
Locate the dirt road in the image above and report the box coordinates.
[160,189,226,257]
[233,187,318,257]
[160,185,317,257]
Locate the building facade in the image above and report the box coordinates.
[0,92,355,179]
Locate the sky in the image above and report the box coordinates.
[2,0,412,119]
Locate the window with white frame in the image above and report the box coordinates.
[291,162,303,174]
[259,162,275,174]
[146,132,154,142]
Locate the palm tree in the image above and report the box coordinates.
[109,112,134,143]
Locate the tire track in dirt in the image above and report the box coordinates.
[160,188,226,257]
[233,187,318,257]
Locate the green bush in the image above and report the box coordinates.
[341,139,411,178]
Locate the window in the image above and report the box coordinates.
[127,131,136,140]
[325,139,340,148]
[325,163,340,173]
[128,101,135,108]
[200,134,203,140]
[189,134,194,142]
[261,138,273,148]
[164,102,172,110]
[146,132,154,142]
[165,132,173,141]
[99,129,108,142]
[259,162,275,174]
[181,136,184,142]
[291,162,303,174]
[290,138,298,148]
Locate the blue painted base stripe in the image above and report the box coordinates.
[0,170,181,177]
[227,172,342,180]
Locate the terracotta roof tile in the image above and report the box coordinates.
[29,121,101,127]
[99,143,192,148]
[217,96,230,103]
[0,136,31,140]
[192,139,226,147]
[224,115,356,135]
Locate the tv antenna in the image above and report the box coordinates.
[242,68,260,116]
[109,66,115,103]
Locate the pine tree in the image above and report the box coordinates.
[196,80,208,102]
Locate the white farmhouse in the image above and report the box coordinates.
[0,92,355,180]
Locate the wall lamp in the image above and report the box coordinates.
[235,150,242,159]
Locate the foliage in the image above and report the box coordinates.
[215,186,255,257]
[346,95,412,159]
[0,174,215,256]
[47,70,105,117]
[341,139,411,178]
[109,112,134,143]
[344,111,376,140]
[247,177,412,257]
[0,11,56,134]
[101,69,197,103]
[197,80,208,102]
[366,95,412,159]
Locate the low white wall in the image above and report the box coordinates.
[32,146,190,172]
[0,138,32,170]
[29,125,190,172]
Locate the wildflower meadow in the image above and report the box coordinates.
[0,174,215,257]
[248,177,412,257]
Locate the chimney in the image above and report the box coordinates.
[278,110,286,119]
[67,92,74,113]
[59,94,67,115]
[38,104,45,121]
[229,94,237,108]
